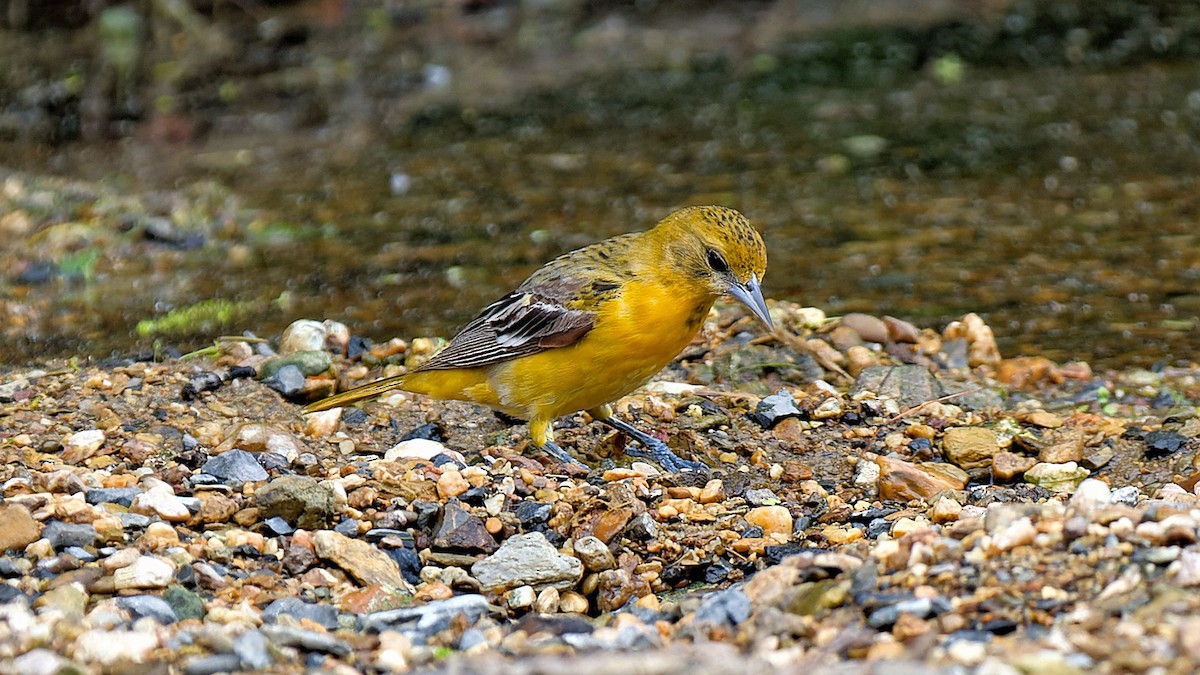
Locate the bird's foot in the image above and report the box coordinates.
[600,417,708,473]
[540,441,586,467]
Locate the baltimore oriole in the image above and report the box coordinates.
[304,205,771,472]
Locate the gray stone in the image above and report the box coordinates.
[185,654,242,675]
[255,476,338,530]
[362,594,491,639]
[260,624,351,655]
[42,520,96,550]
[852,364,944,410]
[471,532,582,591]
[234,630,272,670]
[867,596,935,628]
[693,588,751,626]
[749,390,801,429]
[744,488,782,507]
[262,596,338,630]
[117,595,179,624]
[86,487,142,507]
[201,449,268,484]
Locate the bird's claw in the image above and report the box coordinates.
[600,417,709,474]
[540,441,587,467]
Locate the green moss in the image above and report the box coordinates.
[135,298,253,337]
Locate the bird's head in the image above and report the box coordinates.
[655,205,773,330]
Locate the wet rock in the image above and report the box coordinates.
[626,513,659,541]
[1146,430,1187,456]
[255,475,338,529]
[942,427,1000,470]
[42,521,97,550]
[471,532,583,591]
[433,501,497,553]
[261,350,332,379]
[180,370,224,401]
[992,451,1037,481]
[62,429,106,464]
[0,504,40,552]
[1082,445,1115,470]
[262,597,338,630]
[312,530,413,592]
[117,595,179,624]
[201,449,269,484]
[841,313,889,344]
[749,389,802,429]
[875,455,967,501]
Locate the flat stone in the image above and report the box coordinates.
[693,588,751,627]
[260,625,351,656]
[262,596,339,630]
[875,455,967,501]
[0,504,40,552]
[72,629,158,665]
[42,520,97,550]
[1038,427,1085,463]
[86,487,142,507]
[992,451,1038,481]
[164,584,206,621]
[432,501,497,553]
[385,438,449,461]
[131,486,191,522]
[942,427,1000,470]
[201,449,269,484]
[113,555,176,590]
[749,389,802,429]
[117,595,179,624]
[62,429,106,464]
[362,594,490,637]
[852,365,945,410]
[312,530,413,592]
[233,630,272,670]
[573,536,617,572]
[1024,462,1090,493]
[255,475,338,530]
[471,532,582,591]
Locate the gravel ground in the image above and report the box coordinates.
[4,296,1200,675]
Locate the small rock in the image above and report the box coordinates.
[255,475,338,530]
[11,649,64,675]
[164,584,206,621]
[262,596,339,629]
[852,365,945,410]
[86,487,142,507]
[433,501,497,553]
[233,630,272,670]
[868,597,934,628]
[942,427,1000,470]
[573,536,617,572]
[507,585,536,610]
[534,587,561,614]
[386,438,449,461]
[131,485,191,522]
[744,488,782,506]
[692,588,751,627]
[749,390,801,429]
[362,594,490,637]
[841,313,889,344]
[72,629,158,665]
[989,517,1037,553]
[63,429,106,464]
[992,451,1038,481]
[261,624,351,655]
[312,530,413,592]
[0,504,41,552]
[113,556,176,590]
[1146,430,1187,456]
[279,319,328,355]
[929,497,962,524]
[1024,462,1090,493]
[437,469,470,499]
[625,513,659,541]
[1038,427,1085,463]
[117,595,179,624]
[745,505,793,539]
[264,364,306,397]
[875,455,967,501]
[1068,478,1112,517]
[559,591,589,614]
[471,532,583,591]
[201,449,269,484]
[215,423,304,462]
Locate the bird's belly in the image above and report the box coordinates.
[490,284,709,419]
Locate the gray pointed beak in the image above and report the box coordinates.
[728,273,774,331]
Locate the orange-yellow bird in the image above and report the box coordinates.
[304,205,771,472]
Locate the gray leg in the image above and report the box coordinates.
[600,416,708,473]
[540,441,586,467]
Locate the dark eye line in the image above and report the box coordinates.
[705,248,729,274]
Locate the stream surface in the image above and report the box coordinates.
[4,35,1200,370]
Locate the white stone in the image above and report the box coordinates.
[506,585,536,609]
[988,517,1037,554]
[113,556,176,590]
[1068,478,1111,517]
[385,438,447,461]
[131,486,191,522]
[72,629,158,665]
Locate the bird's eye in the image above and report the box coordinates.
[706,248,729,274]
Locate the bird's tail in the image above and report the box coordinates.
[302,374,410,414]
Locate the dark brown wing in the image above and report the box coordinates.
[415,276,598,371]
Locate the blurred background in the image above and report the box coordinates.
[2,0,1199,369]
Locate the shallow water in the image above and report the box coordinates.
[5,46,1200,370]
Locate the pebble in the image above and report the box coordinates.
[312,530,413,592]
[233,629,273,670]
[573,535,617,571]
[692,588,751,627]
[745,505,793,539]
[1024,462,1090,493]
[42,520,97,550]
[262,596,339,629]
[131,485,192,522]
[875,455,967,501]
[433,501,498,552]
[942,426,1000,469]
[386,438,449,461]
[255,475,338,529]
[472,532,583,591]
[113,556,176,589]
[62,429,106,463]
[750,390,801,429]
[72,628,158,665]
[0,503,41,552]
[201,449,269,484]
[116,595,179,624]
